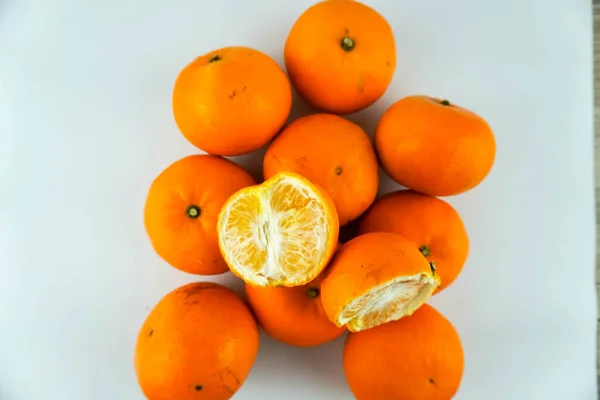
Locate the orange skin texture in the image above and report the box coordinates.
[144,155,255,275]
[263,114,378,226]
[173,46,292,156]
[375,95,496,196]
[359,190,469,292]
[343,304,464,400]
[320,232,434,328]
[284,0,396,114]
[245,269,346,347]
[134,282,260,400]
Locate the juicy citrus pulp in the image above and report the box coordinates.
[218,172,339,287]
[338,273,439,332]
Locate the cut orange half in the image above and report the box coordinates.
[218,171,339,287]
[321,232,440,332]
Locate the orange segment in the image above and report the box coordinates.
[321,232,440,332]
[218,172,339,287]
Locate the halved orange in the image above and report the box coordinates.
[217,171,339,287]
[321,232,440,332]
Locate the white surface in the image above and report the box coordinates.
[0,0,595,399]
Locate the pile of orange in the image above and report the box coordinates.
[136,1,495,399]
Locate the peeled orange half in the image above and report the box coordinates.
[321,232,440,332]
[218,172,339,287]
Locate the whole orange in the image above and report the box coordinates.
[359,190,469,292]
[284,0,396,114]
[134,282,260,400]
[144,155,255,275]
[173,46,292,156]
[375,95,496,196]
[245,269,346,347]
[343,304,464,400]
[263,114,378,226]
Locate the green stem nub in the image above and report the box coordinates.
[429,261,437,275]
[341,37,355,52]
[307,287,319,299]
[419,245,431,257]
[209,54,222,63]
[440,99,451,106]
[186,205,201,219]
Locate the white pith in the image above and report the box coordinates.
[337,273,438,331]
[219,176,329,286]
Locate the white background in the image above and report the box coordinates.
[0,0,596,399]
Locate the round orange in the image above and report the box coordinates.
[263,114,378,226]
[375,95,496,196]
[359,190,469,292]
[144,155,255,275]
[173,46,292,156]
[284,0,396,114]
[134,282,260,400]
[245,268,346,347]
[344,304,464,400]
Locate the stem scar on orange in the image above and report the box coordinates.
[144,155,255,275]
[284,0,396,114]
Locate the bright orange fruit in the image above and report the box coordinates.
[173,46,292,156]
[284,0,396,114]
[359,190,469,292]
[144,155,255,275]
[375,95,496,196]
[321,232,439,332]
[218,171,339,287]
[134,282,260,400]
[263,114,378,226]
[344,304,464,400]
[245,268,345,347]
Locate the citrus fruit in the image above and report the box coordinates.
[144,155,255,275]
[245,268,345,347]
[263,114,378,226]
[321,232,439,332]
[375,95,496,196]
[173,46,292,156]
[134,282,260,400]
[284,0,396,114]
[344,304,464,400]
[359,190,469,292]
[217,171,339,287]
